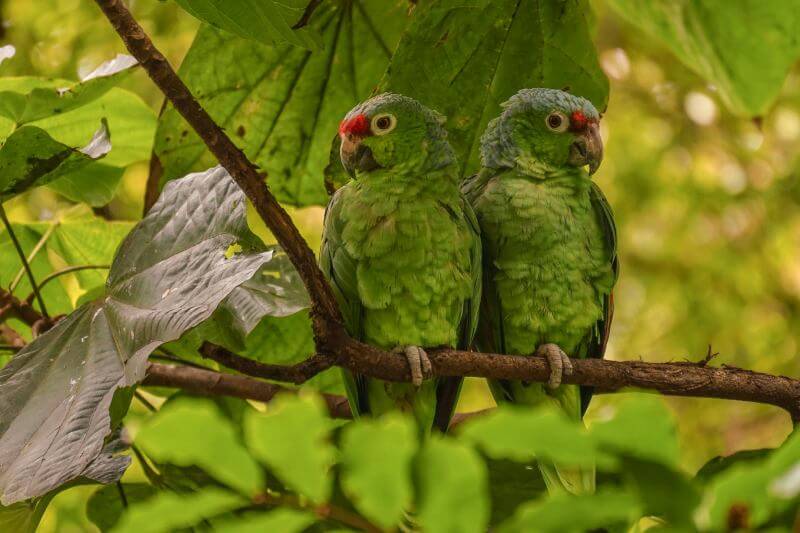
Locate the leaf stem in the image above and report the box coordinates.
[134,390,157,412]
[9,221,59,292]
[0,203,48,318]
[26,264,110,302]
[116,481,128,508]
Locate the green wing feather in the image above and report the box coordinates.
[580,181,619,414]
[319,187,369,416]
[433,196,483,431]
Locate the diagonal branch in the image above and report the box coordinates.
[91,0,343,338]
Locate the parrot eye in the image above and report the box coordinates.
[546,111,569,133]
[371,113,397,136]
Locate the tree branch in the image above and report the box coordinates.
[143,363,352,419]
[193,340,800,422]
[92,0,343,338]
[200,342,335,384]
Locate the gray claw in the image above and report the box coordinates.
[394,345,430,387]
[535,343,573,389]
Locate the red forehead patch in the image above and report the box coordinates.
[339,114,370,137]
[570,111,588,131]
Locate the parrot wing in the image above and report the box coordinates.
[319,187,369,416]
[580,181,619,414]
[433,195,483,432]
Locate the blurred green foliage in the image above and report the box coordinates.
[1,0,799,530]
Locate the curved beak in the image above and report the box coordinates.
[340,135,380,178]
[568,122,603,175]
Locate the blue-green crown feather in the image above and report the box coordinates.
[480,88,600,170]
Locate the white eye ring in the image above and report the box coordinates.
[545,111,569,133]
[371,113,397,135]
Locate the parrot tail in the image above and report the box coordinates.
[538,461,596,495]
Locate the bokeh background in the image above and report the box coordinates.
[1,0,798,530]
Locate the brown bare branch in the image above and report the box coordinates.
[143,363,352,419]
[200,342,335,384]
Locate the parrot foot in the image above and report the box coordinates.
[393,345,431,387]
[535,343,573,389]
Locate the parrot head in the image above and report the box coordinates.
[480,88,603,176]
[338,92,454,178]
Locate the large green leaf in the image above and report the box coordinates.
[0,167,279,504]
[136,398,263,496]
[339,414,417,528]
[244,393,335,503]
[698,430,800,530]
[380,0,609,175]
[606,0,800,116]
[86,483,157,532]
[459,405,598,467]
[27,87,156,169]
[0,493,56,533]
[154,0,410,206]
[590,395,680,467]
[213,509,315,533]
[0,54,137,124]
[0,121,110,200]
[111,487,245,533]
[416,437,490,533]
[174,0,321,49]
[0,205,133,315]
[498,488,640,532]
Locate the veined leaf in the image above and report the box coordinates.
[0,205,133,314]
[213,509,315,533]
[174,0,322,50]
[155,0,410,207]
[380,0,609,175]
[0,167,279,504]
[339,414,417,528]
[111,487,245,533]
[497,488,641,533]
[607,0,800,116]
[87,483,157,532]
[0,121,110,200]
[244,393,335,503]
[0,55,137,125]
[135,398,264,496]
[416,437,490,533]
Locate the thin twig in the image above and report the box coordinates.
[26,265,110,303]
[253,491,382,532]
[0,204,48,318]
[292,0,322,29]
[200,342,335,384]
[9,221,58,292]
[134,390,157,412]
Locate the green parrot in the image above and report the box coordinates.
[320,93,482,433]
[463,88,618,493]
